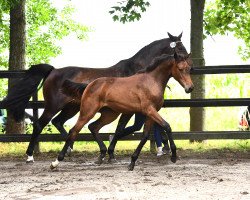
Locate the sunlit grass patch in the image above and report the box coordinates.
[0,140,249,158]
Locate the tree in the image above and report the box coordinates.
[204,0,250,60]
[189,0,205,136]
[0,0,89,134]
[0,0,89,69]
[109,0,249,60]
[6,0,26,134]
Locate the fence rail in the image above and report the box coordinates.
[0,64,250,143]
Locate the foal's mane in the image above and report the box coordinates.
[137,54,174,74]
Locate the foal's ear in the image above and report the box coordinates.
[177,32,183,40]
[167,32,175,41]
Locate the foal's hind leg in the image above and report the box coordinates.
[128,118,153,171]
[51,105,100,169]
[88,108,120,165]
[108,113,133,162]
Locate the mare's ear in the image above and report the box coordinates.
[177,32,183,40]
[167,32,175,41]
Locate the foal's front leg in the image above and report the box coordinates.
[150,111,176,162]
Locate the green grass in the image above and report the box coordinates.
[0,139,249,157]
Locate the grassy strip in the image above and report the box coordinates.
[0,140,249,158]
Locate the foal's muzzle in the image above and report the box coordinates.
[185,85,194,93]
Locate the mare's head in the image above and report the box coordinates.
[167,32,187,56]
[171,52,194,93]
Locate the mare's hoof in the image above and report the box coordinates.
[26,156,34,163]
[108,158,117,164]
[26,160,34,164]
[128,163,135,171]
[95,157,105,165]
[170,156,177,163]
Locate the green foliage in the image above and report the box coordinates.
[0,0,90,68]
[109,0,150,23]
[109,0,249,60]
[204,0,250,60]
[26,0,90,65]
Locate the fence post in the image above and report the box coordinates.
[32,92,40,153]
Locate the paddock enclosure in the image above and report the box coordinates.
[0,64,250,142]
[0,65,250,199]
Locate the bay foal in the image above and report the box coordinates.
[51,52,193,171]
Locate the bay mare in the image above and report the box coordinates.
[1,33,188,163]
[51,52,194,171]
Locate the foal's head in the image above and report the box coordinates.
[171,53,194,93]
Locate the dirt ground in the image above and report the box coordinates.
[0,150,249,200]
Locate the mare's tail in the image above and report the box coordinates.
[0,64,54,122]
[61,79,88,100]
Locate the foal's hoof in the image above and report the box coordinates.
[66,147,73,157]
[50,159,59,170]
[170,156,177,163]
[50,163,57,170]
[128,163,135,171]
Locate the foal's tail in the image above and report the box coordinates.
[61,79,88,100]
[0,64,54,122]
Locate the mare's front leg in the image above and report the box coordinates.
[88,108,120,165]
[128,118,153,171]
[107,113,133,162]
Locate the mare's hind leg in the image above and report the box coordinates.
[88,108,120,165]
[51,102,79,137]
[128,118,153,171]
[26,109,58,163]
[108,113,133,162]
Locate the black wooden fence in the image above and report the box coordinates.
[0,64,250,143]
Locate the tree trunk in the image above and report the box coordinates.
[6,0,26,134]
[190,0,206,137]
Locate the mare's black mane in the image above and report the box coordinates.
[137,54,174,74]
